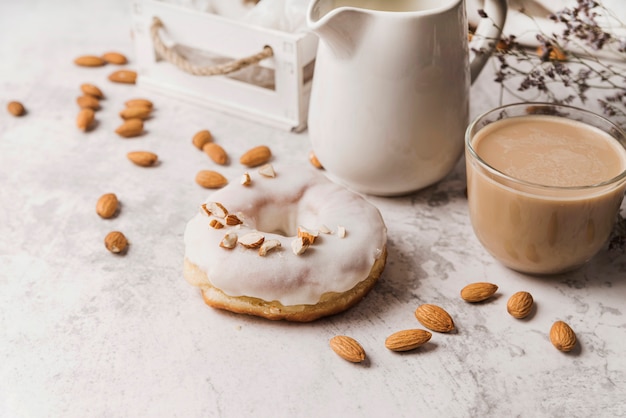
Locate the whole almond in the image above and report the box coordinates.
[507,291,534,319]
[195,170,228,189]
[460,282,499,303]
[104,231,128,254]
[102,51,128,65]
[74,55,106,67]
[203,143,228,165]
[76,95,100,110]
[80,83,104,99]
[76,108,95,131]
[127,151,158,167]
[385,329,432,352]
[7,101,25,117]
[549,320,577,352]
[119,106,151,120]
[240,145,272,167]
[329,335,366,363]
[108,69,137,84]
[414,304,455,333]
[309,150,323,169]
[115,118,143,137]
[125,98,153,109]
[96,193,119,219]
[192,130,213,150]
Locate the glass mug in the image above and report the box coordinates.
[465,103,626,274]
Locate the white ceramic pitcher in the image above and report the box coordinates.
[307,0,508,196]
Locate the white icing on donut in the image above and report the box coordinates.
[184,164,387,306]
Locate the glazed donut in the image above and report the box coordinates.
[183,164,387,322]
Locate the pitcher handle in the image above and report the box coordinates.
[469,0,508,83]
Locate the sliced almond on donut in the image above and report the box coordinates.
[239,232,265,248]
[291,236,310,255]
[258,239,281,256]
[200,203,211,217]
[298,226,318,245]
[258,163,275,178]
[207,202,228,218]
[337,225,347,238]
[225,214,242,226]
[220,232,238,249]
[209,219,224,229]
[241,172,252,186]
[318,224,332,234]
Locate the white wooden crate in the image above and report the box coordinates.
[131,0,318,132]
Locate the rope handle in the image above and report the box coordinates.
[150,17,274,76]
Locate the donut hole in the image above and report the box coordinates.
[254,202,299,237]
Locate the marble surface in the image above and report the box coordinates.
[2,1,626,417]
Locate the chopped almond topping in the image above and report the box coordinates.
[258,163,276,178]
[207,202,228,218]
[200,203,211,216]
[318,224,332,234]
[291,236,310,255]
[239,232,265,248]
[225,214,243,226]
[220,232,238,249]
[241,172,252,186]
[337,225,346,238]
[210,219,224,229]
[297,225,319,245]
[258,239,281,256]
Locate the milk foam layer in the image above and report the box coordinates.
[184,165,387,305]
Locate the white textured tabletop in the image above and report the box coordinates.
[1,1,626,417]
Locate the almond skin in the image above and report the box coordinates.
[195,170,228,189]
[104,231,128,254]
[329,335,366,363]
[192,130,213,150]
[76,95,100,110]
[385,329,432,352]
[309,150,323,169]
[115,118,143,137]
[119,106,152,120]
[550,320,577,352]
[80,83,104,99]
[96,193,119,219]
[74,55,106,67]
[460,282,499,303]
[240,145,272,167]
[7,101,25,117]
[125,98,153,109]
[102,51,128,65]
[76,108,95,131]
[414,304,455,333]
[507,291,534,319]
[203,143,228,165]
[108,69,137,84]
[127,151,158,167]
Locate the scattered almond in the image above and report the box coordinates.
[385,329,432,352]
[549,320,577,352]
[318,225,332,234]
[298,226,318,245]
[258,163,275,178]
[240,145,272,167]
[210,219,224,229]
[119,106,151,120]
[76,95,100,110]
[96,193,119,219]
[225,214,242,226]
[291,236,310,255]
[192,130,213,150]
[241,172,252,186]
[7,101,25,117]
[507,291,534,319]
[104,231,128,254]
[238,232,265,248]
[127,151,158,167]
[460,282,499,303]
[206,202,228,218]
[203,143,228,165]
[108,69,137,84]
[414,304,455,333]
[125,98,153,109]
[258,239,281,256]
[220,232,238,249]
[115,118,143,137]
[309,150,323,169]
[76,108,95,131]
[80,83,104,99]
[102,51,128,65]
[337,225,346,238]
[195,170,228,189]
[536,45,567,61]
[329,335,366,363]
[74,55,106,67]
